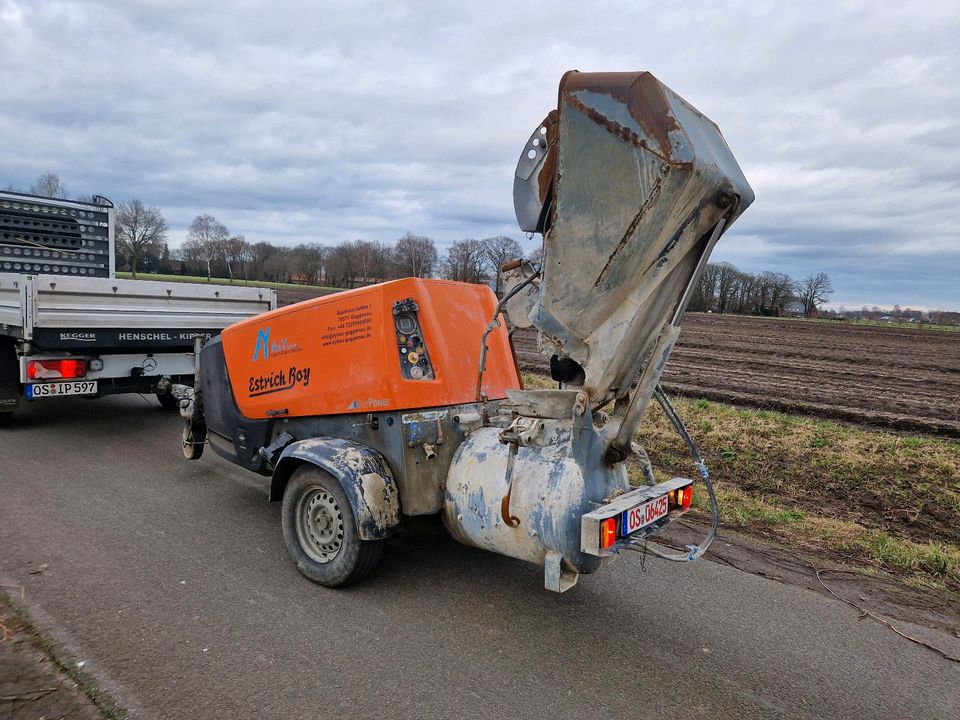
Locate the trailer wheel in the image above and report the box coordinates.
[281,465,383,587]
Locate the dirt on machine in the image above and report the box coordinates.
[173,70,754,592]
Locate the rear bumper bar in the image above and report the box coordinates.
[581,477,692,557]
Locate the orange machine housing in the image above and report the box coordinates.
[220,278,521,419]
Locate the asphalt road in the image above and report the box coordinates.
[1,396,957,720]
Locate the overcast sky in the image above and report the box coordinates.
[1,0,957,310]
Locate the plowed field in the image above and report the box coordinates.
[513,314,960,437]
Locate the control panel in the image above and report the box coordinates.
[392,298,435,381]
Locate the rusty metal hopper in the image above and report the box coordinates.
[514,71,753,412]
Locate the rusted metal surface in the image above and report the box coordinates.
[440,71,754,591]
[272,437,402,540]
[444,405,629,591]
[562,72,681,160]
[515,71,753,423]
[277,401,489,516]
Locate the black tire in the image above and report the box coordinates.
[0,338,19,424]
[281,465,382,587]
[182,421,204,460]
[157,391,179,411]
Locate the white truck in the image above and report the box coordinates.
[0,190,276,424]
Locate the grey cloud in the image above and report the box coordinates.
[1,0,958,308]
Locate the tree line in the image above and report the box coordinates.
[10,174,845,316]
[126,207,524,291]
[688,261,833,316]
[4,175,525,289]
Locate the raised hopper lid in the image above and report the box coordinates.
[514,71,754,406]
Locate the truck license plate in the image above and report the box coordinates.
[26,381,98,399]
[622,494,669,535]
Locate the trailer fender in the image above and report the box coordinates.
[271,437,402,541]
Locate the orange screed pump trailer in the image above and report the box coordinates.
[175,70,754,592]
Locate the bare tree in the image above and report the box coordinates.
[797,272,834,316]
[730,270,756,314]
[287,243,327,284]
[442,239,487,283]
[764,271,795,316]
[349,240,379,284]
[219,234,250,281]
[394,232,438,278]
[183,214,229,280]
[30,172,69,199]
[263,248,291,283]
[326,244,356,287]
[528,245,545,268]
[249,241,276,280]
[481,236,523,294]
[690,262,719,311]
[714,262,739,313]
[115,200,168,278]
[305,243,329,284]
[371,241,395,282]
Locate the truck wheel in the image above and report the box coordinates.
[157,391,179,411]
[182,422,204,460]
[0,338,19,425]
[281,465,383,587]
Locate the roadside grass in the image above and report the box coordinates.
[685,485,960,592]
[519,372,960,591]
[116,271,340,294]
[0,592,127,719]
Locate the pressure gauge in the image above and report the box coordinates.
[395,315,416,335]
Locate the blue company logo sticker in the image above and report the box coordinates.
[253,327,270,361]
[252,326,302,362]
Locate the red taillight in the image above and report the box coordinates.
[27,359,87,380]
[679,485,694,509]
[600,517,618,549]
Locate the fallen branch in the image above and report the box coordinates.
[809,561,960,664]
